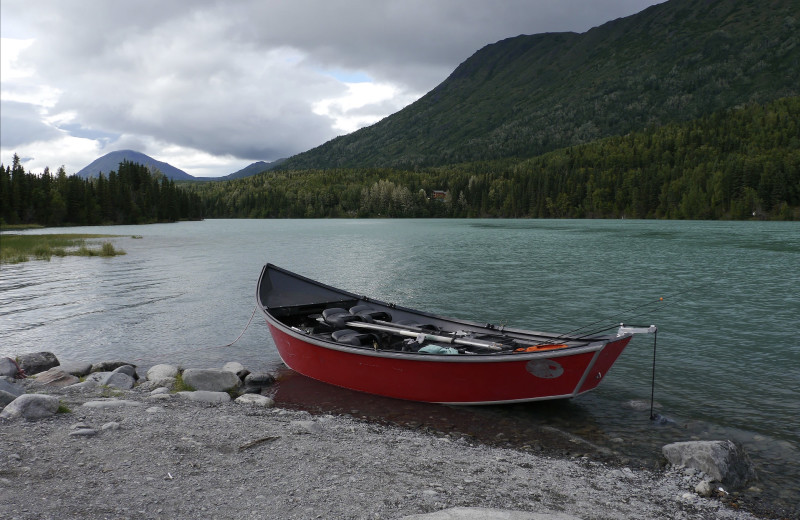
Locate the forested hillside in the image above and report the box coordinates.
[0,158,203,226]
[278,0,799,170]
[191,97,799,220]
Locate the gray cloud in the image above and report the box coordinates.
[1,0,663,176]
[0,100,61,147]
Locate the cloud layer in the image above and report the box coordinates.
[1,0,662,176]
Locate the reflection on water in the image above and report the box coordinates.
[1,219,798,516]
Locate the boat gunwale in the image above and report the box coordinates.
[262,311,611,363]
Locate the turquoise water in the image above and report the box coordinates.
[2,219,798,513]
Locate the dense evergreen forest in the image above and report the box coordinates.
[3,97,797,225]
[0,158,203,227]
[190,97,800,220]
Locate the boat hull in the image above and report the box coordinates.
[265,320,632,405]
[257,263,636,405]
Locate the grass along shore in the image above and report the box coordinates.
[0,234,126,263]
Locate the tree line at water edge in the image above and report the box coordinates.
[191,97,800,220]
[0,158,203,227]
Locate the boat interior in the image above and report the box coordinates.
[266,299,584,355]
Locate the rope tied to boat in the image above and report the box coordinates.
[132,304,258,364]
[218,304,258,349]
[649,327,659,421]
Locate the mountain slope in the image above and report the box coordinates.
[278,0,800,170]
[76,150,195,180]
[210,158,286,181]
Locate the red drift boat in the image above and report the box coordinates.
[257,264,656,405]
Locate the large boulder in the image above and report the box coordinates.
[181,368,241,392]
[662,440,757,489]
[17,352,59,376]
[0,394,60,421]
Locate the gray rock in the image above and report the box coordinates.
[58,361,93,377]
[222,361,248,378]
[0,357,20,377]
[91,361,136,374]
[17,352,59,376]
[244,371,275,387]
[30,367,80,387]
[662,440,757,489]
[1,390,18,409]
[69,428,98,437]
[695,480,713,497]
[181,368,241,392]
[0,378,25,397]
[100,371,135,390]
[239,385,261,394]
[400,508,581,519]
[291,420,323,434]
[0,394,60,421]
[146,364,179,381]
[84,372,109,383]
[137,377,176,391]
[81,399,144,410]
[62,380,99,393]
[178,390,232,403]
[101,421,121,431]
[111,364,137,378]
[235,394,274,407]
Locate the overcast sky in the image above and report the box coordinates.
[1,0,663,177]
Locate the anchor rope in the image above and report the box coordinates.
[649,328,659,420]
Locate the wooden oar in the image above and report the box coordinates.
[344,321,505,351]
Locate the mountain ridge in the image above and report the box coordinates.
[75,150,280,181]
[276,0,799,170]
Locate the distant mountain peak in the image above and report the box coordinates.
[76,150,195,180]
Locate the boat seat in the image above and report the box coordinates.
[322,308,360,328]
[331,329,375,347]
[349,305,392,322]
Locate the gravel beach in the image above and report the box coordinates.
[1,375,770,520]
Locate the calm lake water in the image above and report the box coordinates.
[2,219,798,514]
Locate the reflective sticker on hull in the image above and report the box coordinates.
[526,359,564,379]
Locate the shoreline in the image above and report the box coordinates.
[1,360,779,520]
